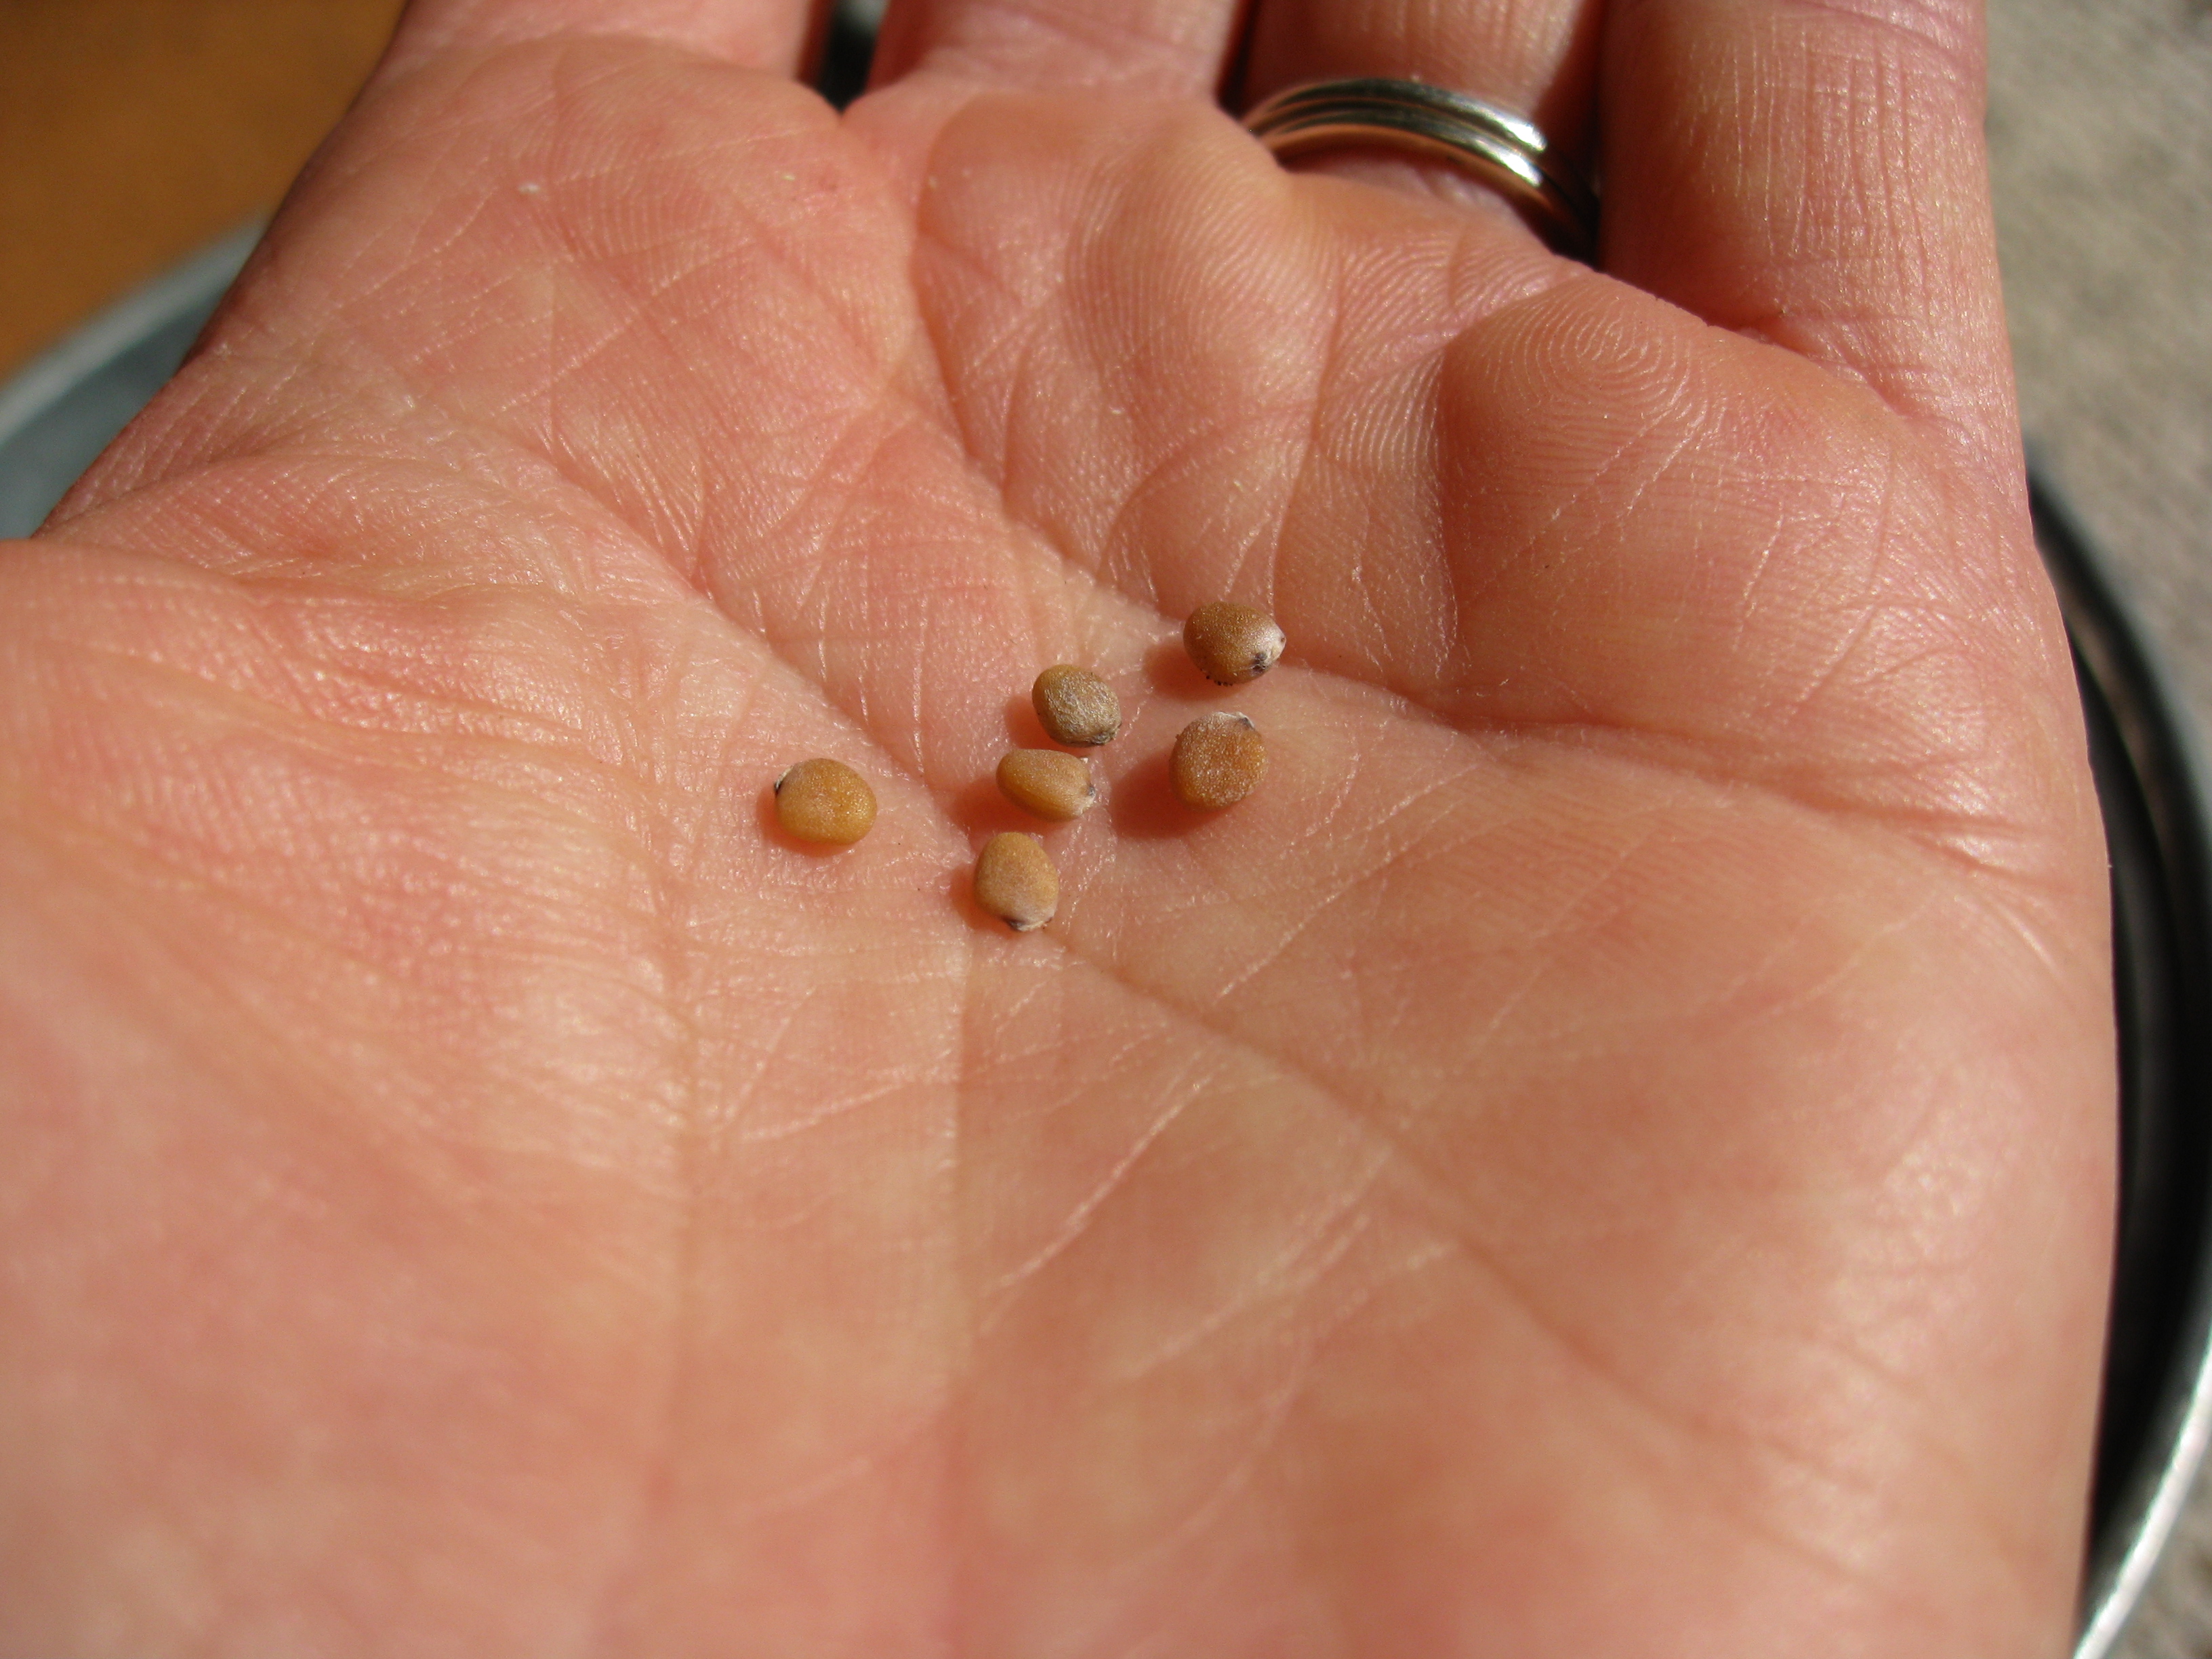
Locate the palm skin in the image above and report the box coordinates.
[0,7,2113,1656]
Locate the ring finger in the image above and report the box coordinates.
[1239,0,1605,229]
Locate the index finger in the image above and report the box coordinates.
[1599,0,2013,446]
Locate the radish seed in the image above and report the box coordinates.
[773,758,876,845]
[997,750,1097,821]
[1031,665,1122,747]
[975,833,1059,931]
[1183,602,1284,685]
[1171,713,1266,810]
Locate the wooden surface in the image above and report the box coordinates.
[3,0,2211,1650]
[0,0,402,380]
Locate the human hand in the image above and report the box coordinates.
[0,0,2112,1652]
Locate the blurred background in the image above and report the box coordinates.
[1,0,2209,1651]
[0,0,403,380]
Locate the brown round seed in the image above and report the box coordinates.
[975,832,1059,931]
[1183,602,1285,685]
[1031,665,1122,747]
[1171,712,1267,810]
[773,758,876,845]
[996,749,1097,821]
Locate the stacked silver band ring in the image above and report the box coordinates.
[1242,78,1598,258]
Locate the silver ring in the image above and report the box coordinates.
[1242,78,1598,258]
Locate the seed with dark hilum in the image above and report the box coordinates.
[1171,713,1267,810]
[1183,602,1285,686]
[773,758,876,845]
[975,833,1059,931]
[1031,665,1122,747]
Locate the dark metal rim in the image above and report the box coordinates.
[2037,476,2212,1656]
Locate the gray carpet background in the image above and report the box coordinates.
[1989,0,2212,1650]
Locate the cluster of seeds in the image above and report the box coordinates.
[970,665,1122,929]
[770,602,1284,934]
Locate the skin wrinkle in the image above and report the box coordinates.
[1638,11,2001,433]
[1766,0,1984,65]
[1168,716,2017,1066]
[735,1065,935,1145]
[1433,1213,1960,1634]
[998,899,1779,1433]
[1116,1297,1380,1601]
[589,1405,956,1659]
[1412,491,2053,868]
[1085,395,1312,564]
[1092,1231,1458,1625]
[983,1228,1420,1659]
[997,927,1402,1205]
[1283,319,1486,681]
[568,811,698,1659]
[6,807,440,1118]
[1772,512,2009,751]
[1364,813,1671,1092]
[914,106,1320,594]
[979,1073,1199,1309]
[1564,1181,2055,1631]
[712,1407,950,1526]
[1212,756,1487,1003]
[1765,1317,2001,1543]
[714,989,823,1135]
[356,58,927,586]
[262,600,677,754]
[1788,602,1992,765]
[905,0,1231,91]
[1262,246,1353,611]
[537,301,718,558]
[12,796,680,1197]
[1107,1157,1394,1388]
[1168,304,1431,627]
[41,644,666,879]
[1715,424,1904,670]
[108,392,688,602]
[1730,897,1934,1046]
[1442,321,1690,609]
[905,121,1085,435]
[1767,443,1906,675]
[323,108,525,331]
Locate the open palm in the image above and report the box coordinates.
[0,0,2114,1652]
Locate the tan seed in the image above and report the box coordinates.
[1172,712,1267,810]
[1183,602,1285,685]
[975,832,1059,931]
[997,749,1097,821]
[1031,664,1122,747]
[773,758,876,845]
